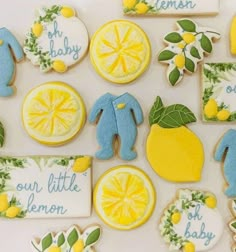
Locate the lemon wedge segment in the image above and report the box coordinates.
[22,81,86,146]
[90,20,151,84]
[94,165,155,230]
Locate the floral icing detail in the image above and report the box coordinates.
[229,200,236,251]
[158,19,220,86]
[159,189,223,251]
[31,225,101,252]
[202,63,236,122]
[24,5,89,72]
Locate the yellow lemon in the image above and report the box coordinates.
[90,20,151,84]
[72,239,84,252]
[171,212,181,224]
[0,194,9,212]
[205,196,217,209]
[94,165,155,230]
[183,242,195,252]
[32,22,43,37]
[174,54,185,68]
[178,42,185,49]
[52,60,68,73]
[123,0,136,9]
[22,82,86,146]
[216,109,231,121]
[204,99,218,118]
[182,33,196,44]
[48,246,61,252]
[135,3,149,14]
[5,206,20,218]
[72,156,91,173]
[60,6,75,18]
[146,124,204,182]
[230,16,236,55]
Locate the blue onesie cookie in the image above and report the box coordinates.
[89,93,143,161]
[215,129,236,197]
[0,28,24,96]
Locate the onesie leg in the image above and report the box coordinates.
[96,130,115,160]
[225,185,236,197]
[0,86,14,97]
[119,128,137,161]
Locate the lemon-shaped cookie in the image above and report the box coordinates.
[94,165,155,230]
[90,20,151,84]
[22,82,86,146]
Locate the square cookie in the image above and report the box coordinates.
[202,63,236,122]
[0,156,91,218]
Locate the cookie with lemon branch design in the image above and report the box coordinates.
[146,96,204,182]
[93,165,155,230]
[24,5,89,73]
[31,225,101,252]
[160,189,223,252]
[90,20,151,84]
[22,81,86,146]
[158,19,220,86]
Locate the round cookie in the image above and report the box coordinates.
[146,96,204,182]
[24,5,89,73]
[90,20,151,84]
[22,81,86,146]
[160,189,224,252]
[93,165,155,230]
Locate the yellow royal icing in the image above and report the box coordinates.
[182,33,196,44]
[146,124,204,182]
[231,16,236,55]
[0,40,4,46]
[61,6,75,18]
[174,54,185,68]
[32,23,43,37]
[72,156,91,173]
[117,103,126,109]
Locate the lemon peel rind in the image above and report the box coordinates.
[22,81,86,146]
[90,19,151,84]
[93,165,156,230]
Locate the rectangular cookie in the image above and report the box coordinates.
[123,0,220,16]
[0,155,91,218]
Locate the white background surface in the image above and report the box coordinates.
[0,0,234,251]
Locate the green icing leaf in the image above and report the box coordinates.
[169,67,180,86]
[158,104,196,128]
[177,19,196,32]
[42,233,53,251]
[231,221,236,231]
[200,34,212,53]
[57,233,65,247]
[190,46,201,59]
[67,228,79,247]
[164,32,183,43]
[185,57,195,73]
[85,228,101,247]
[0,122,4,147]
[149,96,164,126]
[158,50,176,61]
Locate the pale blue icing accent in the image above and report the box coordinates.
[0,28,23,96]
[214,129,236,197]
[155,0,196,10]
[89,93,143,161]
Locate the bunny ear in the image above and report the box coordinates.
[83,226,101,248]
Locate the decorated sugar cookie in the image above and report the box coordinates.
[229,200,236,251]
[24,5,89,73]
[90,20,151,84]
[231,16,236,55]
[0,155,91,218]
[94,165,155,230]
[202,63,236,122]
[22,81,86,146]
[158,19,220,86]
[146,96,204,182]
[160,189,223,251]
[214,129,236,197]
[123,0,220,16]
[0,28,24,96]
[89,93,143,160]
[31,225,101,252]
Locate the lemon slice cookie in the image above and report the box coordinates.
[94,165,155,230]
[24,5,89,73]
[90,20,151,84]
[22,81,86,145]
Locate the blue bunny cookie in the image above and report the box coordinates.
[214,129,236,197]
[89,93,143,161]
[0,28,24,96]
